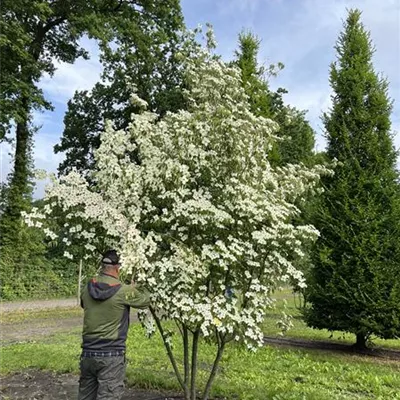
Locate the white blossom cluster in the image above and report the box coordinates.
[21,184,111,262]
[26,41,331,349]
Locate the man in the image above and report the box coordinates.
[78,249,150,400]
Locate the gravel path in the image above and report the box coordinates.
[0,300,139,345]
[1,298,78,313]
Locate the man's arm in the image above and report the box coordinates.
[80,283,87,309]
[123,285,151,309]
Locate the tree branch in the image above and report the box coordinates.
[149,306,186,392]
[43,16,67,34]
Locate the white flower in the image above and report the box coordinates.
[63,251,73,260]
[84,243,96,253]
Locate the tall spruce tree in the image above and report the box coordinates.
[304,9,400,349]
[234,32,315,166]
[234,32,273,118]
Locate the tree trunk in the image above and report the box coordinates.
[183,326,190,400]
[7,114,31,218]
[149,307,186,392]
[355,333,367,350]
[4,26,47,224]
[190,329,200,400]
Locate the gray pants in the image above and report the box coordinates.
[78,356,126,400]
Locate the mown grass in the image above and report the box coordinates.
[263,288,400,350]
[1,316,400,399]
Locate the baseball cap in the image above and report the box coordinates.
[102,249,120,265]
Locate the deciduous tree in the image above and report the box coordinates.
[0,0,182,233]
[27,33,329,398]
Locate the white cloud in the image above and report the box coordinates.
[217,0,263,15]
[258,0,400,150]
[33,133,65,198]
[34,133,65,173]
[0,140,13,184]
[39,37,102,103]
[281,85,331,150]
[0,131,64,198]
[31,110,57,128]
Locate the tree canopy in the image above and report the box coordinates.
[0,0,183,222]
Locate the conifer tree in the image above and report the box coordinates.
[234,32,315,165]
[304,9,400,349]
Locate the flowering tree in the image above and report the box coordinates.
[26,34,329,400]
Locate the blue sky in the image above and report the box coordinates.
[1,0,399,198]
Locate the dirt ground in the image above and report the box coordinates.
[0,300,137,345]
[0,370,183,400]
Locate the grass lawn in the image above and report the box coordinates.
[1,306,400,399]
[262,288,400,350]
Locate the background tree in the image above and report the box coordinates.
[55,4,186,176]
[0,0,183,298]
[234,32,274,118]
[233,31,315,166]
[304,9,400,349]
[234,32,319,292]
[0,0,182,231]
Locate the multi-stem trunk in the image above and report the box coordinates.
[152,316,229,400]
[183,325,191,400]
[149,308,186,392]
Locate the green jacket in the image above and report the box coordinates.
[80,272,150,352]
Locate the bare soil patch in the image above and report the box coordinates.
[0,370,183,400]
